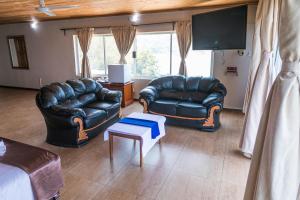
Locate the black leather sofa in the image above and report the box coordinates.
[36,78,122,147]
[139,76,227,131]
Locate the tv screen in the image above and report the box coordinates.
[192,5,247,50]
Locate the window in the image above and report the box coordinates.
[134,33,171,77]
[133,32,212,77]
[74,32,212,78]
[172,33,212,77]
[74,35,132,77]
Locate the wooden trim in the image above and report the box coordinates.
[0,85,39,91]
[148,105,221,127]
[73,118,88,142]
[148,111,207,121]
[203,105,221,127]
[139,99,148,113]
[0,1,257,25]
[73,111,120,142]
[7,35,29,69]
[57,2,257,34]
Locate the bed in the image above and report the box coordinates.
[0,138,63,200]
[0,163,35,200]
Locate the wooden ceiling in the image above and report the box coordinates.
[0,0,258,24]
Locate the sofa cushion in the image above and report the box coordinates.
[172,76,185,90]
[47,84,66,102]
[78,93,97,106]
[60,98,82,108]
[149,75,185,91]
[149,99,179,115]
[56,82,75,99]
[67,80,86,96]
[186,92,208,103]
[87,102,120,118]
[38,87,58,108]
[186,77,220,93]
[176,101,207,118]
[82,108,107,128]
[81,78,97,93]
[159,90,181,100]
[198,77,220,93]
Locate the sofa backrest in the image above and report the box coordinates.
[148,76,226,102]
[149,75,185,91]
[37,78,102,109]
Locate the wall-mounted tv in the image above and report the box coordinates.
[192,5,248,50]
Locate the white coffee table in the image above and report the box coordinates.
[104,112,166,167]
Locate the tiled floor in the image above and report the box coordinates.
[0,88,251,200]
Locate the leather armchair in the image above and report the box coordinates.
[36,79,122,147]
[139,76,227,131]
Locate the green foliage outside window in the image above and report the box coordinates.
[136,50,159,77]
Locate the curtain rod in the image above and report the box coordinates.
[60,21,176,35]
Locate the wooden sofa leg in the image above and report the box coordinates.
[202,105,221,128]
[139,99,148,113]
[73,118,88,142]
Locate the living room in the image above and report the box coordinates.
[0,0,299,200]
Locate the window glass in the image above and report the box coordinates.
[89,35,105,75]
[172,33,212,77]
[135,33,171,77]
[171,33,181,75]
[104,36,119,66]
[186,49,212,77]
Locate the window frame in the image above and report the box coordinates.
[73,31,213,78]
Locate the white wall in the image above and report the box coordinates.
[213,5,256,109]
[0,5,256,110]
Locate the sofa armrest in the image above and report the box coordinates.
[105,90,122,103]
[97,88,122,103]
[41,106,86,129]
[139,86,158,105]
[202,93,224,106]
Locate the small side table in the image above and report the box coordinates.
[101,81,134,107]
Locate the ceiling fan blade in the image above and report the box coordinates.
[42,9,56,16]
[39,0,46,7]
[47,5,80,10]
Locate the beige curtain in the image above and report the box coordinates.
[111,25,136,64]
[77,28,94,78]
[244,0,300,199]
[239,0,281,157]
[175,21,191,76]
[242,0,281,113]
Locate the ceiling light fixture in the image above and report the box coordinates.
[30,19,39,30]
[129,12,141,23]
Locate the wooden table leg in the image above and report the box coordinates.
[139,139,143,167]
[109,134,113,161]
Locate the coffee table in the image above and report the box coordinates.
[104,112,166,167]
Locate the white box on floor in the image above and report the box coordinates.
[108,64,131,83]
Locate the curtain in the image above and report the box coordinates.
[239,0,281,157]
[77,28,94,78]
[111,25,136,64]
[175,21,191,76]
[242,0,282,113]
[244,0,300,199]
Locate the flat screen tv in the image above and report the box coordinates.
[192,5,247,50]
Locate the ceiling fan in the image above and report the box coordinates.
[36,0,80,16]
